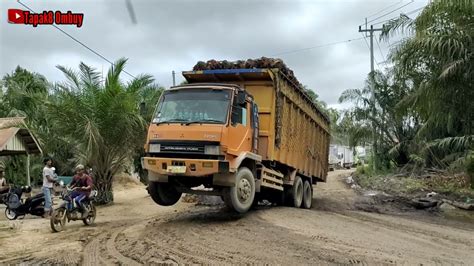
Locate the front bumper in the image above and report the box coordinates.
[142,157,229,177]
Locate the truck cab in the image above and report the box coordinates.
[142,83,261,213]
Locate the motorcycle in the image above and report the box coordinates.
[4,185,45,220]
[50,183,97,232]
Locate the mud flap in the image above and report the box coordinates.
[213,173,235,187]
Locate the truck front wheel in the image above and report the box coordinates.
[148,181,182,206]
[223,167,255,213]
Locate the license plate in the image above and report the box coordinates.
[167,166,186,174]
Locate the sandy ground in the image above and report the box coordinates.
[0,170,473,265]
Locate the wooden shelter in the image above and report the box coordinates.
[0,117,42,185]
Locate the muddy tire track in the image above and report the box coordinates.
[82,221,142,266]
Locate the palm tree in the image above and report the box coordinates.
[0,67,52,184]
[339,70,421,168]
[50,58,157,204]
[381,0,473,171]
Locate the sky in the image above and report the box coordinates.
[0,0,428,109]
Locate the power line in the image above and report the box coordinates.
[375,37,387,66]
[404,6,426,16]
[17,0,137,79]
[372,6,426,26]
[366,0,403,19]
[389,39,405,47]
[270,37,365,56]
[366,0,414,24]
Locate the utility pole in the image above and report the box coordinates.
[359,25,383,73]
[172,70,176,86]
[359,24,383,170]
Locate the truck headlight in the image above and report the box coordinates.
[204,145,220,155]
[149,143,161,153]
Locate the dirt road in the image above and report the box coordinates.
[1,170,473,265]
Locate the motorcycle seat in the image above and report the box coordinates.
[23,193,45,205]
[30,193,45,200]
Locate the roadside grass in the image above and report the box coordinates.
[354,165,474,202]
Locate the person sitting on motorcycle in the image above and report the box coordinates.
[69,164,93,217]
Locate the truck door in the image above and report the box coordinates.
[227,95,252,156]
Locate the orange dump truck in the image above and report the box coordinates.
[142,65,330,213]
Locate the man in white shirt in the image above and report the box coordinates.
[42,158,57,218]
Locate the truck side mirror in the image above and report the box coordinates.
[236,91,246,106]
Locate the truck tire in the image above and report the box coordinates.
[223,167,255,213]
[302,180,312,209]
[292,176,304,208]
[148,181,182,206]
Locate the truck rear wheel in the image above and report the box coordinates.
[292,176,304,208]
[148,181,182,206]
[302,180,312,209]
[223,167,255,213]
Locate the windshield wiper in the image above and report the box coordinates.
[155,118,189,125]
[184,119,223,125]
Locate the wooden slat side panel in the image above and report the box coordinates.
[279,98,289,163]
[306,119,312,176]
[277,78,330,133]
[311,122,317,177]
[270,71,329,180]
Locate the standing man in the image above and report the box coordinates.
[42,157,57,218]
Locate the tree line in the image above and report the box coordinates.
[336,0,473,185]
[0,59,163,203]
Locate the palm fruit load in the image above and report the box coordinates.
[192,57,304,92]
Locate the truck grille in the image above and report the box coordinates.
[160,142,204,153]
[148,140,222,160]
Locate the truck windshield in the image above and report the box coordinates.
[153,89,231,124]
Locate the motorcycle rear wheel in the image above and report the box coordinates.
[50,207,66,232]
[5,208,18,220]
[82,204,96,226]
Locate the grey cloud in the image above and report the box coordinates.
[0,0,428,107]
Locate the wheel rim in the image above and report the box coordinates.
[52,209,65,230]
[5,209,16,220]
[237,178,252,202]
[85,206,96,224]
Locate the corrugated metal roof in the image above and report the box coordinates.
[0,117,42,155]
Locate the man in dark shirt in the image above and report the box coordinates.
[69,164,93,216]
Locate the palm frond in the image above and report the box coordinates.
[381,14,414,40]
[79,62,101,89]
[56,65,81,92]
[105,58,128,89]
